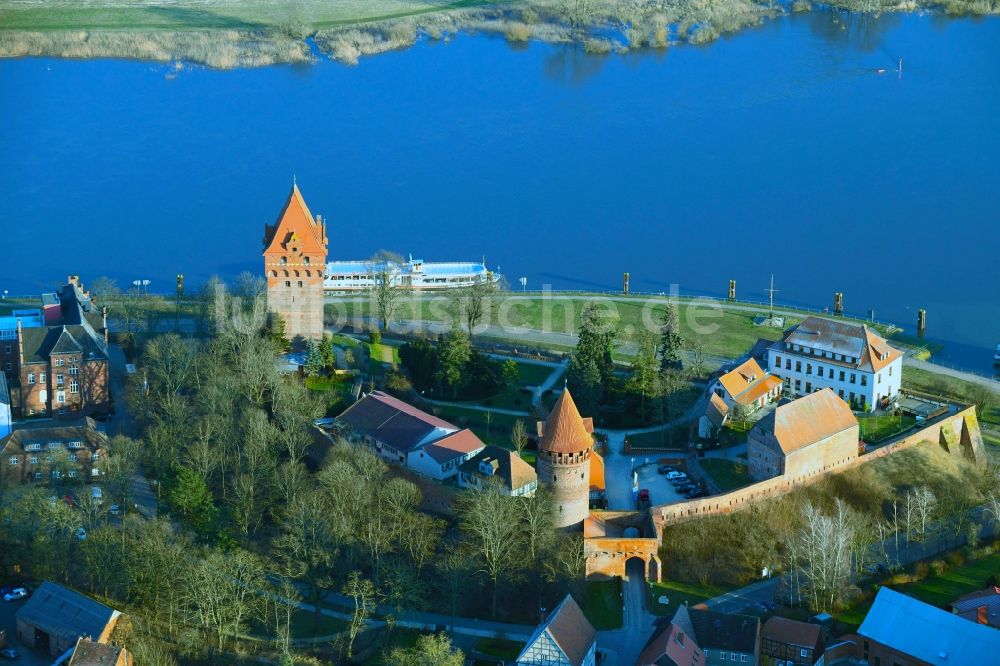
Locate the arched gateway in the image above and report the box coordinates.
[583,512,662,582]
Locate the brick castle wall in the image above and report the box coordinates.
[538,449,591,529]
[654,406,984,530]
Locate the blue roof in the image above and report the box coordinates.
[858,588,1000,664]
[0,309,44,331]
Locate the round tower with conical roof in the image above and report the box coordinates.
[536,389,594,529]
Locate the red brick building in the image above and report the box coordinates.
[263,183,328,345]
[3,278,109,418]
[1,416,107,485]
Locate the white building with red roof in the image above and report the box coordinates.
[767,316,902,412]
[709,357,783,414]
[336,391,484,481]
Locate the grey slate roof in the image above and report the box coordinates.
[1,417,106,455]
[337,391,456,454]
[688,607,759,653]
[16,582,118,643]
[858,588,1000,665]
[20,324,106,365]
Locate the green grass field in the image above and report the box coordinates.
[857,413,916,442]
[582,580,623,629]
[835,550,1000,631]
[699,458,749,492]
[0,1,481,31]
[475,637,524,661]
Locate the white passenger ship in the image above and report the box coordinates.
[324,255,501,292]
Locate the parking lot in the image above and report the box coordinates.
[633,461,691,507]
[0,593,50,666]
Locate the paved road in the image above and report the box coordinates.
[105,343,158,519]
[598,558,657,666]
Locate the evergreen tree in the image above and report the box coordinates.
[575,301,619,390]
[318,333,336,370]
[304,339,323,378]
[566,353,603,416]
[659,302,685,370]
[436,327,472,397]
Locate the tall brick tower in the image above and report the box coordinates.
[263,183,328,345]
[536,389,595,529]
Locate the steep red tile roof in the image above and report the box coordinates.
[706,392,730,427]
[262,184,328,256]
[538,389,595,454]
[718,358,782,406]
[543,595,597,666]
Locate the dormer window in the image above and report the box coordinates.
[280,257,288,265]
[304,257,311,265]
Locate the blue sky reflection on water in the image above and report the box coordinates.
[0,10,998,368]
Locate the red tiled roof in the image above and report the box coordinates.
[768,388,858,454]
[538,389,595,454]
[263,184,328,256]
[420,429,485,463]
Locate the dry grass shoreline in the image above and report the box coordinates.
[0,0,996,68]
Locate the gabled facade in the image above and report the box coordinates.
[710,358,783,414]
[767,316,902,412]
[458,445,538,496]
[337,392,486,482]
[760,617,824,666]
[1,417,107,485]
[3,278,109,418]
[16,581,122,658]
[406,428,486,481]
[747,389,858,482]
[516,595,597,666]
[263,183,328,344]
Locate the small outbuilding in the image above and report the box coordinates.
[15,582,122,657]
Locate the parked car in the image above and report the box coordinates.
[3,588,27,602]
[109,504,120,515]
[0,647,19,660]
[665,471,685,480]
[684,489,705,499]
[75,527,87,541]
[637,489,651,509]
[657,465,675,475]
[669,475,690,486]
[675,483,698,493]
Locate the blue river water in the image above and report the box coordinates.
[1,10,998,372]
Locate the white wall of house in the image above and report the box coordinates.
[407,447,482,481]
[768,348,901,411]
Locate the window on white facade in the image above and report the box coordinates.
[57,374,64,386]
[28,373,35,384]
[56,391,66,404]
[8,456,18,465]
[70,381,79,394]
[29,456,38,464]
[40,373,46,384]
[70,365,79,375]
